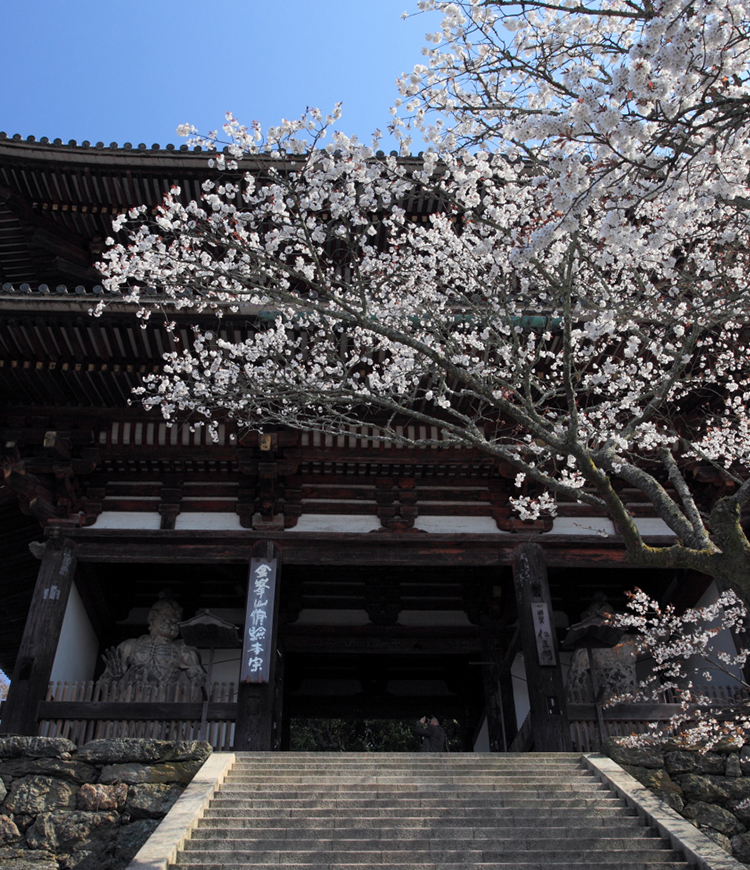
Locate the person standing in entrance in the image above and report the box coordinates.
[415,715,448,752]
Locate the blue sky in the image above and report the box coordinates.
[1,1,436,150]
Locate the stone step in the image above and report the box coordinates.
[172,864,689,870]
[231,752,579,759]
[192,824,656,848]
[229,767,589,772]
[226,772,590,780]
[167,755,687,870]
[217,782,605,801]
[184,836,667,852]
[204,793,617,814]
[202,804,631,820]
[217,781,603,792]
[174,850,683,866]
[229,764,581,771]
[222,776,602,791]
[196,819,643,834]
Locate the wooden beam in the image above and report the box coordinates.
[1,539,77,736]
[512,543,573,752]
[281,629,481,656]
[63,528,672,568]
[567,702,685,721]
[37,701,238,721]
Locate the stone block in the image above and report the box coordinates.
[0,813,21,844]
[601,738,663,769]
[76,738,165,765]
[0,848,59,870]
[729,797,750,826]
[660,790,685,813]
[674,772,750,804]
[0,737,76,759]
[114,818,160,865]
[0,758,98,784]
[25,809,118,852]
[125,782,184,819]
[721,775,750,802]
[165,740,212,763]
[13,814,34,833]
[3,775,77,815]
[725,753,743,777]
[682,800,745,835]
[665,749,724,775]
[703,828,733,853]
[732,831,750,863]
[0,777,7,804]
[620,764,683,798]
[77,737,211,765]
[99,759,203,785]
[62,848,111,870]
[77,783,128,812]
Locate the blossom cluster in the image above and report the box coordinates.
[609,588,750,748]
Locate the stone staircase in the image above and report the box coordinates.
[169,752,690,869]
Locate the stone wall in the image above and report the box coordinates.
[603,738,750,864]
[0,736,211,870]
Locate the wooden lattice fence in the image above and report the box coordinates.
[37,680,237,751]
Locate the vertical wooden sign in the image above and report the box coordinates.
[512,542,572,752]
[240,553,278,683]
[531,601,557,666]
[235,541,283,751]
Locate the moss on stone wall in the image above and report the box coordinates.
[0,736,211,870]
[603,738,750,863]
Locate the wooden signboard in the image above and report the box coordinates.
[531,601,557,666]
[240,553,279,684]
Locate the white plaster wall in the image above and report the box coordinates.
[511,652,530,729]
[551,517,616,536]
[176,513,243,531]
[686,580,744,688]
[50,582,99,684]
[414,516,505,534]
[551,517,675,536]
[633,518,676,536]
[473,716,490,752]
[89,510,677,536]
[287,515,381,533]
[92,511,161,530]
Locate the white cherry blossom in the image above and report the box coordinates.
[99,0,750,597]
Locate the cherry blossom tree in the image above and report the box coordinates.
[99,0,750,596]
[609,587,750,748]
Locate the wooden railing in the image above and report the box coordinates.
[37,681,238,751]
[567,684,749,751]
[37,681,746,753]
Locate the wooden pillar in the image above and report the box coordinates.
[512,543,572,752]
[273,648,285,752]
[1,539,77,736]
[235,541,282,751]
